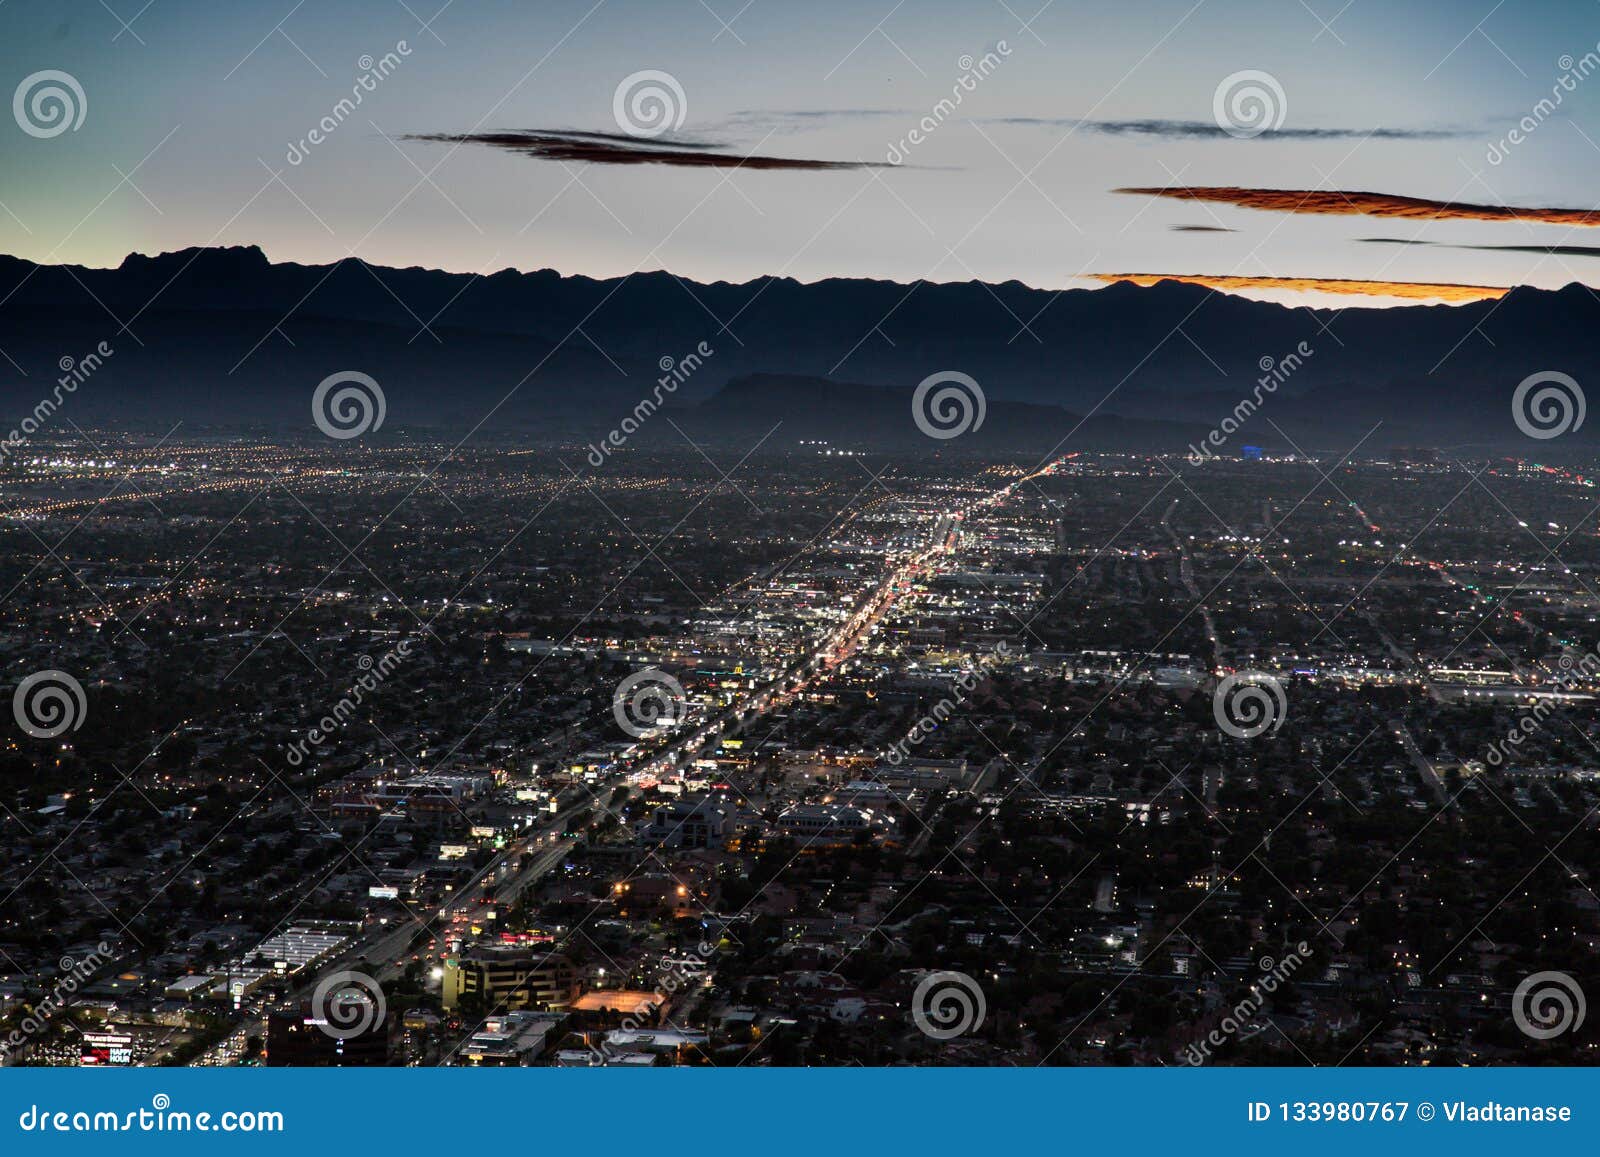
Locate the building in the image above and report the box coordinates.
[75,1025,183,1067]
[164,974,218,1001]
[611,875,694,918]
[441,945,577,1012]
[455,1011,567,1066]
[266,1001,391,1066]
[777,803,893,845]
[638,794,731,849]
[600,1027,710,1064]
[243,924,352,974]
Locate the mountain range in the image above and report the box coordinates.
[1,246,1596,453]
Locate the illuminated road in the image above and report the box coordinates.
[196,454,1066,1063]
[630,455,1068,783]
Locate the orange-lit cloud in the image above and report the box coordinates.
[1088,272,1509,302]
[1114,186,1600,227]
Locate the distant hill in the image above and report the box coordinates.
[0,246,1596,451]
[670,373,1205,454]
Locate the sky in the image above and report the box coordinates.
[3,0,1600,305]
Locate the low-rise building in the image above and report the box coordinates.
[441,945,577,1011]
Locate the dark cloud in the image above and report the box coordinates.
[1115,186,1600,226]
[1088,272,1507,302]
[404,129,884,170]
[1360,237,1600,258]
[1002,118,1466,140]
[720,111,1466,142]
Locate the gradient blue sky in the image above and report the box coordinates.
[3,0,1600,303]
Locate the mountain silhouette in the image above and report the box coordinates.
[0,247,1594,452]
